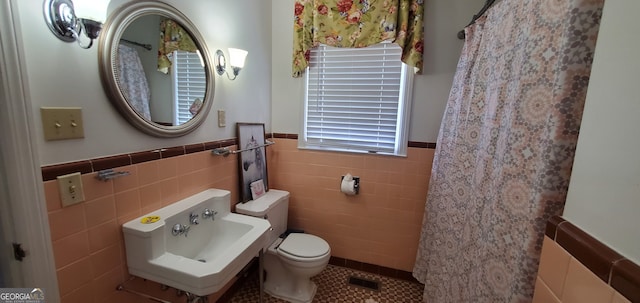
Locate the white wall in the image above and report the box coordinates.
[16,0,272,166]
[21,0,477,165]
[271,0,481,141]
[563,0,640,264]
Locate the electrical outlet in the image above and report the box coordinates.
[57,172,85,207]
[40,107,85,141]
[218,110,226,127]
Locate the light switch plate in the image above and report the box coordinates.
[218,110,226,127]
[40,107,85,141]
[57,172,85,207]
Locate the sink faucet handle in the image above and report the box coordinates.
[202,208,218,220]
[189,212,199,225]
[171,223,190,237]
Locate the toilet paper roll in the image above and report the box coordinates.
[341,174,357,195]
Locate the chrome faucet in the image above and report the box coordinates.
[171,223,190,237]
[202,208,218,221]
[189,212,199,225]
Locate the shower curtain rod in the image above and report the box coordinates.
[120,38,153,51]
[457,0,497,40]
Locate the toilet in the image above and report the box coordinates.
[235,189,330,303]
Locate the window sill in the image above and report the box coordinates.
[296,145,407,158]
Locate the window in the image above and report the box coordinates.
[172,50,206,125]
[301,42,413,156]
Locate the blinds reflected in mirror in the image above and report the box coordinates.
[172,50,206,125]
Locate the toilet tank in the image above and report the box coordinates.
[235,189,289,250]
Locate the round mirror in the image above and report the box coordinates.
[98,1,214,137]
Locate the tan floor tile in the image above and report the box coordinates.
[226,265,423,303]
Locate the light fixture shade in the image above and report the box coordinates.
[228,48,248,68]
[73,0,109,23]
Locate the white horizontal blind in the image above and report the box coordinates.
[305,42,405,154]
[173,50,206,125]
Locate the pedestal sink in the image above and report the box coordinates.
[122,189,270,296]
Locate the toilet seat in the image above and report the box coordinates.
[277,233,330,261]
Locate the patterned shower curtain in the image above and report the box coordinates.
[412,0,604,302]
[117,44,151,121]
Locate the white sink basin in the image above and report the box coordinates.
[122,189,270,296]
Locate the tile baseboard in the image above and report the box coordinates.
[329,256,422,284]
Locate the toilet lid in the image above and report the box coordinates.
[278,233,330,258]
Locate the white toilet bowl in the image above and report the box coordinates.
[264,233,331,303]
[234,190,331,303]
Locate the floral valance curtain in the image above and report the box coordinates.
[292,0,424,77]
[157,19,198,74]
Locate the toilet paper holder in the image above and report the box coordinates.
[341,175,360,195]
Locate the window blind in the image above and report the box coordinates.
[173,50,206,125]
[304,42,407,154]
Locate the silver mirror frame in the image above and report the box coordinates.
[98,1,214,137]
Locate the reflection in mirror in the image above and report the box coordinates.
[118,15,206,126]
[99,1,214,137]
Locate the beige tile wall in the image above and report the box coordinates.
[44,139,435,302]
[533,236,632,303]
[267,138,434,271]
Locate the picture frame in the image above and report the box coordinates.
[237,123,269,202]
[250,179,266,200]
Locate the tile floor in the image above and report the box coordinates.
[224,264,424,303]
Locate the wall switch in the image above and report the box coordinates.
[218,110,226,127]
[57,172,85,207]
[40,107,85,141]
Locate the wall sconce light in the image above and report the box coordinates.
[214,48,248,80]
[43,0,109,49]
